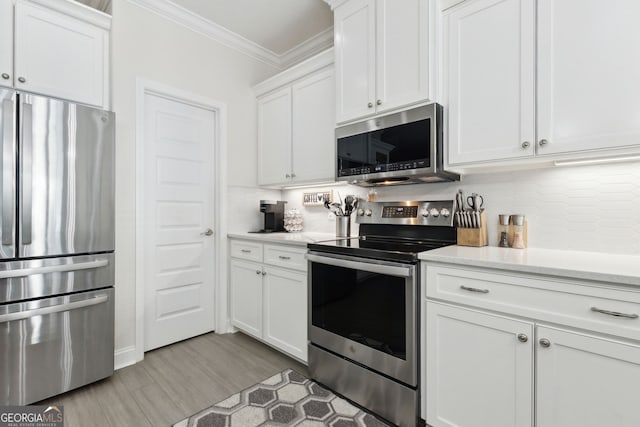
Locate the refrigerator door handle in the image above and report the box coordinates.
[2,98,15,246]
[0,294,109,323]
[0,258,109,279]
[20,100,32,245]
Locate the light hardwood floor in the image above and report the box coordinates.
[39,332,308,427]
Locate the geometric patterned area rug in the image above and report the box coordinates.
[173,369,392,427]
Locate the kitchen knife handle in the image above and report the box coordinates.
[1,98,15,246]
[20,100,32,245]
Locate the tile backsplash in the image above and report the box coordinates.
[280,162,640,255]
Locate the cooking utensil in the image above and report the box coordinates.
[344,195,354,216]
[467,193,484,212]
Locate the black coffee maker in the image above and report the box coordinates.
[259,200,286,232]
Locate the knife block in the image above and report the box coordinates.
[457,211,488,247]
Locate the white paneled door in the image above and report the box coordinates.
[143,93,216,351]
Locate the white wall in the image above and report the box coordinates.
[111,0,280,360]
[282,161,640,255]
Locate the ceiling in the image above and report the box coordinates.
[75,0,334,55]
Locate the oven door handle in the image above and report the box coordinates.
[306,253,413,278]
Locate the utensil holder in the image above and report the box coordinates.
[457,211,488,247]
[336,216,351,238]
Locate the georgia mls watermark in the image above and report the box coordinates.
[0,405,64,427]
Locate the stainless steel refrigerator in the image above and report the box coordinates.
[0,89,115,405]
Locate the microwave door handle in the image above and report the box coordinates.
[306,253,413,278]
[2,98,15,246]
[20,100,32,245]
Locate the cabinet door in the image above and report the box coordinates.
[445,0,535,165]
[263,266,307,362]
[334,0,376,123]
[537,0,640,155]
[536,326,640,427]
[257,87,292,186]
[375,0,430,114]
[229,259,263,338]
[426,302,533,427]
[14,1,107,108]
[0,0,13,88]
[292,67,335,184]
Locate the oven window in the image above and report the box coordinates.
[311,262,406,360]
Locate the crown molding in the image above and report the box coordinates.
[127,0,334,69]
[323,0,350,11]
[24,0,112,29]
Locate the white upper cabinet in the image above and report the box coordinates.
[255,49,335,187]
[258,87,292,186]
[291,67,336,183]
[536,0,640,156]
[446,0,535,165]
[14,1,109,109]
[334,0,431,124]
[0,0,13,88]
[446,0,640,167]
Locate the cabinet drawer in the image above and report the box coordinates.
[264,244,307,271]
[230,240,263,262]
[425,265,640,342]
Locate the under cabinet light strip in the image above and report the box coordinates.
[553,155,640,167]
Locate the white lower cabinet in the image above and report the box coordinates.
[536,326,640,427]
[423,262,640,427]
[229,239,308,362]
[426,301,533,427]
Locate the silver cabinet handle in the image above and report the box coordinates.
[278,255,291,260]
[460,285,490,294]
[368,102,374,108]
[241,249,251,253]
[1,73,9,80]
[0,294,108,323]
[2,98,15,246]
[291,173,296,178]
[517,333,528,343]
[261,270,267,276]
[17,77,26,83]
[538,139,549,146]
[522,141,530,149]
[0,259,109,279]
[539,338,551,348]
[376,99,382,105]
[591,307,639,319]
[20,100,33,245]
[285,173,291,178]
[200,228,213,236]
[255,270,261,275]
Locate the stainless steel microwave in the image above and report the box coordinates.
[336,103,459,186]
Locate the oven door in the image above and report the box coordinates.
[307,251,417,386]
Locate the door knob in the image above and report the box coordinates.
[200,228,213,236]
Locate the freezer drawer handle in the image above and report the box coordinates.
[0,294,109,323]
[0,259,109,279]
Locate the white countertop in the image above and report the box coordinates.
[419,245,640,286]
[228,231,336,247]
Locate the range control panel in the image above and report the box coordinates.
[356,200,455,226]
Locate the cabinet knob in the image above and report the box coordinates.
[521,141,530,149]
[376,99,382,106]
[285,173,291,178]
[517,333,528,343]
[1,73,9,80]
[255,270,261,275]
[368,102,373,108]
[17,76,26,83]
[539,338,551,348]
[291,173,296,178]
[538,139,549,147]
[261,270,267,276]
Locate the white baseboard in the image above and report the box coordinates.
[114,345,138,370]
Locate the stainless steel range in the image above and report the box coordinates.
[307,200,456,427]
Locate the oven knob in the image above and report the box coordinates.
[440,208,451,218]
[365,209,373,217]
[357,208,365,216]
[429,208,440,218]
[421,209,429,217]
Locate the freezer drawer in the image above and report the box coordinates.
[0,253,114,304]
[0,288,114,405]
